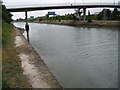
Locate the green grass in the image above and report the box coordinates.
[2,20,31,88]
[2,20,13,48]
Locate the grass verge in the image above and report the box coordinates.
[2,20,31,88]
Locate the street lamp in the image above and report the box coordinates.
[74,0,76,5]
[83,0,84,5]
[114,0,115,5]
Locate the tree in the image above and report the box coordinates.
[105,9,111,20]
[97,12,103,20]
[97,8,120,20]
[97,9,112,20]
[87,10,92,22]
[112,8,120,20]
[45,14,49,20]
[2,5,13,23]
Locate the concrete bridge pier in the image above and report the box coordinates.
[25,11,29,42]
[74,8,82,20]
[83,8,86,20]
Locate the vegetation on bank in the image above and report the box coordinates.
[2,5,31,88]
[2,5,12,24]
[97,8,120,20]
[87,10,92,23]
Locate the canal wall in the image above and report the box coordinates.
[38,20,120,27]
[15,27,63,88]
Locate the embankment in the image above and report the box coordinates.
[38,20,120,27]
[15,27,62,88]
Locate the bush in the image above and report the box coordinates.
[97,8,120,20]
[87,11,92,23]
[2,5,13,24]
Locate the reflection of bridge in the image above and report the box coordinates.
[6,3,120,41]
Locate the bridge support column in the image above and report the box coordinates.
[83,8,86,20]
[74,8,82,20]
[25,11,29,42]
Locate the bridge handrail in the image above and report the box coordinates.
[6,2,119,9]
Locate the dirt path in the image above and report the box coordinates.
[15,27,62,88]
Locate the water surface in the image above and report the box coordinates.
[14,22,118,88]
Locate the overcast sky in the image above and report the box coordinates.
[2,0,120,20]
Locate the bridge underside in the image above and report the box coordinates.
[7,5,120,12]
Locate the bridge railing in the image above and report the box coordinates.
[6,2,119,9]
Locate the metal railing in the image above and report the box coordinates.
[6,2,119,9]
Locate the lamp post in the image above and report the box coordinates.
[114,0,115,5]
[83,0,84,5]
[74,0,76,5]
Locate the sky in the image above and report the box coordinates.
[2,0,120,20]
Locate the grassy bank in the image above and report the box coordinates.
[2,20,31,88]
[39,20,120,27]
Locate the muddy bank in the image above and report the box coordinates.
[15,27,62,88]
[38,20,120,27]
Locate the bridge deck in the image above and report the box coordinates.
[7,5,120,12]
